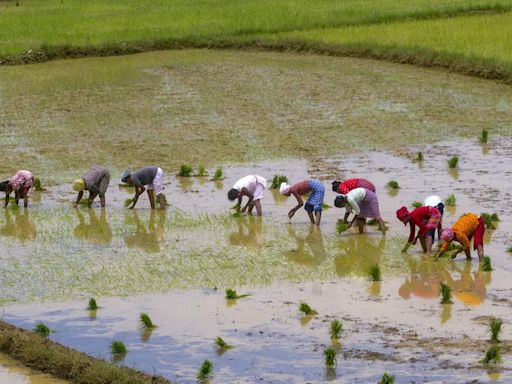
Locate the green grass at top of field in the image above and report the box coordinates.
[0,0,511,57]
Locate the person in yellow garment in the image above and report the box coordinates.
[435,213,485,261]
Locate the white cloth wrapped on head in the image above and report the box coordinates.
[279,182,290,195]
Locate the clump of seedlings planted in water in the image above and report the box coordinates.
[34,177,45,191]
[369,264,381,282]
[447,156,459,168]
[416,152,424,161]
[110,340,128,355]
[271,174,288,189]
[225,288,249,300]
[481,213,499,229]
[482,256,493,272]
[507,247,512,254]
[336,220,349,233]
[367,219,378,226]
[490,318,503,343]
[87,298,98,310]
[411,201,422,208]
[386,180,399,189]
[214,336,233,350]
[439,283,453,304]
[445,194,456,206]
[33,323,51,337]
[139,312,156,329]
[322,203,331,209]
[177,164,193,177]
[197,359,213,381]
[379,373,396,384]
[323,347,337,366]
[196,165,207,177]
[212,167,223,180]
[481,345,501,364]
[330,319,343,340]
[299,302,318,316]
[480,128,489,143]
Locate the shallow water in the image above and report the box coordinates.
[0,353,68,384]
[2,138,512,382]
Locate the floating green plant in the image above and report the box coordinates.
[34,177,46,191]
[225,288,249,300]
[110,340,128,355]
[369,264,381,282]
[212,167,224,180]
[197,359,213,381]
[299,302,318,315]
[481,213,499,229]
[481,345,501,364]
[177,164,193,177]
[379,373,396,384]
[215,336,233,350]
[445,194,456,206]
[330,319,343,340]
[439,283,453,304]
[411,201,422,208]
[336,220,349,233]
[139,312,156,329]
[490,318,502,343]
[196,165,207,177]
[482,256,493,272]
[416,152,424,161]
[271,174,288,189]
[386,180,399,189]
[33,323,51,337]
[480,128,489,144]
[323,347,336,366]
[86,298,98,310]
[447,156,459,168]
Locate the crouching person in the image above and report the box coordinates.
[280,179,325,226]
[2,170,35,208]
[73,166,110,208]
[122,166,165,210]
[436,213,485,261]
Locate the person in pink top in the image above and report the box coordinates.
[396,205,441,254]
[1,170,35,208]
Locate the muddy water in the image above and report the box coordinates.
[0,353,67,384]
[2,137,512,382]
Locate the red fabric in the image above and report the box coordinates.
[396,206,409,221]
[408,206,440,242]
[338,178,375,194]
[472,217,485,250]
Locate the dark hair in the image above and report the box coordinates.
[0,181,9,192]
[436,202,445,215]
[334,195,346,208]
[227,188,239,201]
[331,181,341,192]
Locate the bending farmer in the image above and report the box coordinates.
[2,170,35,208]
[227,175,267,216]
[332,178,376,223]
[436,213,485,261]
[73,166,110,208]
[396,205,441,254]
[279,179,325,226]
[122,166,166,210]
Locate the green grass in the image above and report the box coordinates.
[490,318,502,343]
[448,156,459,168]
[33,323,51,338]
[110,340,128,355]
[386,180,399,189]
[271,175,288,189]
[369,264,382,281]
[197,359,213,381]
[139,312,156,329]
[481,345,501,364]
[177,164,193,177]
[323,347,337,366]
[299,302,318,315]
[225,288,250,300]
[329,319,343,340]
[212,168,224,181]
[440,283,453,304]
[379,373,396,384]
[86,298,98,310]
[445,194,456,206]
[214,336,233,349]
[480,128,489,143]
[482,256,493,272]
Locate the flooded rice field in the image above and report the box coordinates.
[0,352,68,384]
[1,137,512,383]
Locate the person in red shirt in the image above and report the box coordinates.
[396,206,441,254]
[332,178,376,223]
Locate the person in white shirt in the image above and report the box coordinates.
[227,175,267,216]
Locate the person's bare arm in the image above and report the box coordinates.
[130,185,145,209]
[288,189,303,219]
[241,188,254,213]
[343,211,351,223]
[74,191,84,208]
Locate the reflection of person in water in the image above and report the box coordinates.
[398,258,445,300]
[334,235,385,277]
[0,209,37,241]
[228,216,263,247]
[284,226,326,267]
[124,210,166,253]
[73,208,112,245]
[446,261,490,306]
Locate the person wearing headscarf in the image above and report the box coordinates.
[2,170,35,208]
[280,179,325,226]
[334,187,386,234]
[332,178,376,223]
[122,166,166,210]
[396,205,442,254]
[423,195,445,241]
[73,166,110,208]
[227,175,267,216]
[435,213,485,261]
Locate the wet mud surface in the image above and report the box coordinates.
[0,352,68,384]
[1,137,512,382]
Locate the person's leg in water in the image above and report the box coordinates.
[253,200,262,216]
[357,217,365,234]
[305,203,315,224]
[157,193,165,210]
[315,210,321,226]
[419,235,428,253]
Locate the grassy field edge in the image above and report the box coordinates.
[0,320,171,384]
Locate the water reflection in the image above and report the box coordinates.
[177,176,194,191]
[270,189,288,205]
[228,216,264,247]
[73,208,112,245]
[335,236,385,277]
[0,209,37,242]
[284,226,326,267]
[124,210,166,253]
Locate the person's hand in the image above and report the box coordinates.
[412,237,418,245]
[288,210,295,219]
[401,243,411,253]
[347,221,353,228]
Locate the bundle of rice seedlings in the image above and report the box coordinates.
[369,265,381,282]
[336,220,349,233]
[271,175,288,189]
[87,298,98,310]
[225,288,249,300]
[299,302,318,315]
[379,373,396,384]
[197,360,213,381]
[110,340,128,355]
[480,128,489,144]
[439,283,453,304]
[481,345,501,364]
[386,180,399,189]
[411,201,422,208]
[323,347,336,366]
[330,320,343,340]
[196,165,207,177]
[445,194,456,206]
[124,198,134,207]
[177,164,193,177]
[481,213,499,229]
[212,168,224,180]
[490,318,503,343]
[416,152,424,161]
[482,256,492,272]
[214,336,233,349]
[139,312,156,329]
[33,323,51,337]
[448,156,459,168]
[34,177,46,191]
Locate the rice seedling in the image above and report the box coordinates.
[197,359,213,381]
[215,336,233,349]
[196,165,207,177]
[386,180,399,189]
[447,156,459,168]
[367,219,378,225]
[481,345,501,364]
[212,167,224,181]
[124,198,134,207]
[507,247,512,254]
[490,318,502,343]
[110,340,128,355]
[336,220,349,233]
[177,164,193,177]
[86,298,98,310]
[416,151,424,161]
[33,323,51,337]
[482,256,493,272]
[480,128,489,143]
[34,177,45,191]
[411,201,422,208]
[139,312,156,329]
[225,288,249,300]
[481,212,499,229]
[322,203,331,209]
[445,194,456,206]
[271,174,288,189]
[379,373,396,384]
[299,302,318,315]
[369,264,381,282]
[439,283,453,304]
[323,347,337,366]
[330,319,343,340]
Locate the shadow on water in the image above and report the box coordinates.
[73,208,112,245]
[0,209,37,242]
[124,210,166,253]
